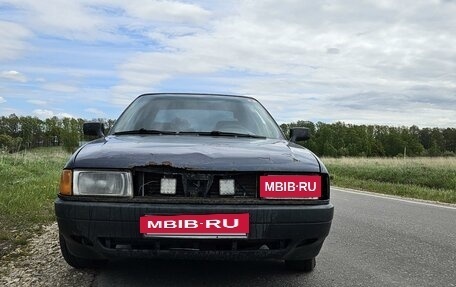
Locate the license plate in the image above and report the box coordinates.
[140,213,249,238]
[260,175,322,199]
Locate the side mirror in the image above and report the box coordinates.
[290,127,310,143]
[83,122,105,138]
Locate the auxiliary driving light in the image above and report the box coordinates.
[219,179,235,195]
[160,178,177,194]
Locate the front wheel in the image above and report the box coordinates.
[285,257,316,272]
[59,234,107,269]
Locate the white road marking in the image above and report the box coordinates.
[333,187,456,210]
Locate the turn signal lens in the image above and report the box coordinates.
[59,170,72,195]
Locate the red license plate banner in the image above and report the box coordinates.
[260,175,322,199]
[140,213,249,237]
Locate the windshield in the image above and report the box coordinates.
[110,94,284,139]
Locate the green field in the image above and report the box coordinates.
[0,147,69,258]
[323,157,456,203]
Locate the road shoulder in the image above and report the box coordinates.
[0,223,95,287]
[333,186,456,209]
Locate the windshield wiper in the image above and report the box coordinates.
[113,128,177,135]
[178,131,266,139]
[114,129,266,138]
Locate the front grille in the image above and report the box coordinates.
[134,169,258,198]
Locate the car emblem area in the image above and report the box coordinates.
[182,174,214,197]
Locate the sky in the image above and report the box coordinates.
[0,0,455,127]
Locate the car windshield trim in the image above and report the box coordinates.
[112,129,177,135]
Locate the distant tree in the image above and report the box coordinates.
[61,118,81,153]
[106,119,116,132]
[0,134,22,153]
[19,116,44,148]
[44,116,61,146]
[280,123,289,137]
[6,114,20,137]
[428,140,442,157]
[442,128,456,153]
[419,128,432,150]
[401,127,424,156]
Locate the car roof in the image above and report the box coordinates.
[137,93,256,101]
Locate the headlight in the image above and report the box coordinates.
[73,170,133,197]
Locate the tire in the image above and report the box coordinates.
[285,257,316,272]
[59,234,107,269]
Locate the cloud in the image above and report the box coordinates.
[0,21,31,61]
[42,83,78,93]
[117,0,211,23]
[326,48,340,54]
[33,109,73,119]
[0,96,6,104]
[0,70,27,82]
[0,107,20,116]
[84,108,106,117]
[111,0,456,127]
[2,0,106,41]
[33,109,53,119]
[0,0,210,41]
[110,86,150,106]
[26,99,47,106]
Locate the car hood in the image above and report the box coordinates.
[69,135,321,172]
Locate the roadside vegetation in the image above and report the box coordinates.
[0,114,115,153]
[0,147,68,259]
[323,157,456,203]
[282,121,456,157]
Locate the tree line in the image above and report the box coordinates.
[0,114,455,157]
[281,121,456,157]
[0,114,114,153]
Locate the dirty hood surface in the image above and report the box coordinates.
[69,135,321,172]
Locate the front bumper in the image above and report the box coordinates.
[55,198,333,261]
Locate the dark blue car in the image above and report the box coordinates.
[55,93,333,272]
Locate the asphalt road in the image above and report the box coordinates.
[92,188,456,287]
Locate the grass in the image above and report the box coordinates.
[0,147,69,259]
[323,157,456,203]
